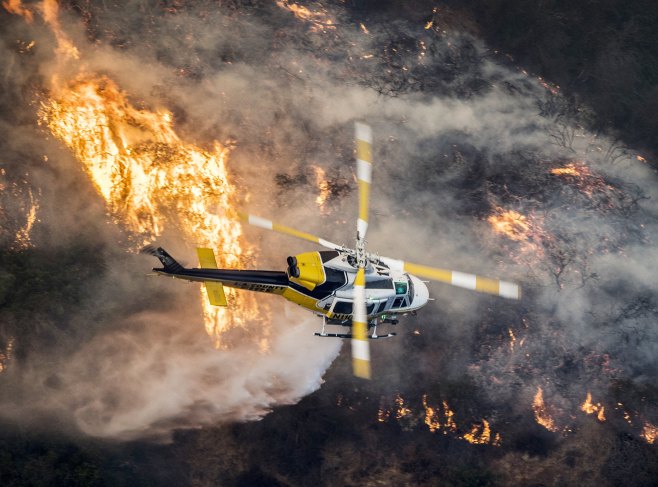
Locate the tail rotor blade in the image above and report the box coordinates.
[351,267,371,379]
[379,257,521,300]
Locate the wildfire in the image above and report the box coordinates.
[377,396,391,423]
[508,328,516,352]
[550,164,581,177]
[38,74,261,347]
[422,394,441,432]
[41,0,79,59]
[13,189,39,250]
[532,387,559,432]
[275,1,335,32]
[641,422,658,445]
[2,0,33,22]
[550,161,613,199]
[487,208,531,242]
[313,166,331,214]
[463,420,491,445]
[0,338,14,373]
[580,392,606,422]
[394,392,412,419]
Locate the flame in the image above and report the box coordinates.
[424,7,439,30]
[0,338,14,373]
[422,394,441,432]
[312,166,331,214]
[38,0,79,59]
[442,399,457,434]
[550,161,613,198]
[487,209,531,242]
[508,328,516,352]
[394,392,412,419]
[38,74,262,347]
[377,396,391,423]
[2,0,33,22]
[550,164,581,177]
[13,190,39,250]
[487,207,548,260]
[580,392,606,422]
[487,209,536,245]
[532,387,558,432]
[275,1,335,32]
[385,394,500,446]
[463,420,491,445]
[641,422,658,444]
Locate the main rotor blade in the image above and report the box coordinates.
[379,257,521,299]
[238,212,342,251]
[351,266,371,379]
[355,122,372,239]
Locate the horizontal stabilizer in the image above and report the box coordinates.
[196,247,218,269]
[197,248,226,306]
[204,281,227,306]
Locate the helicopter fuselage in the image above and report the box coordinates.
[152,249,430,323]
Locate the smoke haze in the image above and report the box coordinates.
[1,2,657,471]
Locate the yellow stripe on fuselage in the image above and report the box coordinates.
[282,287,323,314]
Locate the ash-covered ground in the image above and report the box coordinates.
[1,1,658,486]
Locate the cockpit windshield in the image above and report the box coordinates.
[395,281,408,295]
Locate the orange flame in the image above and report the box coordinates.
[580,392,606,422]
[641,422,658,444]
[0,338,14,373]
[42,0,78,58]
[422,394,441,432]
[38,74,262,347]
[550,164,581,177]
[487,209,531,242]
[275,0,335,32]
[312,166,331,214]
[442,399,457,434]
[394,392,412,419]
[13,190,39,250]
[532,387,558,432]
[462,420,491,445]
[550,161,613,198]
[2,0,33,22]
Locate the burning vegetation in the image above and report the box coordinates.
[581,392,606,422]
[532,387,559,432]
[38,74,262,348]
[376,393,501,446]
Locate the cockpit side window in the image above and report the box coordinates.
[366,279,393,290]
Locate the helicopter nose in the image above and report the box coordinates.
[409,275,430,310]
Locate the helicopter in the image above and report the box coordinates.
[145,122,520,379]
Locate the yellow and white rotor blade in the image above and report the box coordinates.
[379,257,521,299]
[238,212,342,251]
[351,267,371,379]
[355,122,373,239]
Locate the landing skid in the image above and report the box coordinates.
[314,332,396,339]
[316,316,396,339]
